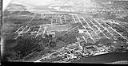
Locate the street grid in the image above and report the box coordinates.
[14,13,128,44]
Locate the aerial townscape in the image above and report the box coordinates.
[1,0,128,63]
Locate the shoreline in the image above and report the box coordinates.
[72,51,128,63]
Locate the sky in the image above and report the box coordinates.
[4,0,125,11]
[12,0,54,6]
[3,0,12,11]
[3,0,54,10]
[3,0,94,6]
[3,0,96,10]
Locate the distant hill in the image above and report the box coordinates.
[3,3,35,17]
[5,3,27,11]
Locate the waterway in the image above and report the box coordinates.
[72,51,128,63]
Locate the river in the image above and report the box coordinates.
[72,51,128,63]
